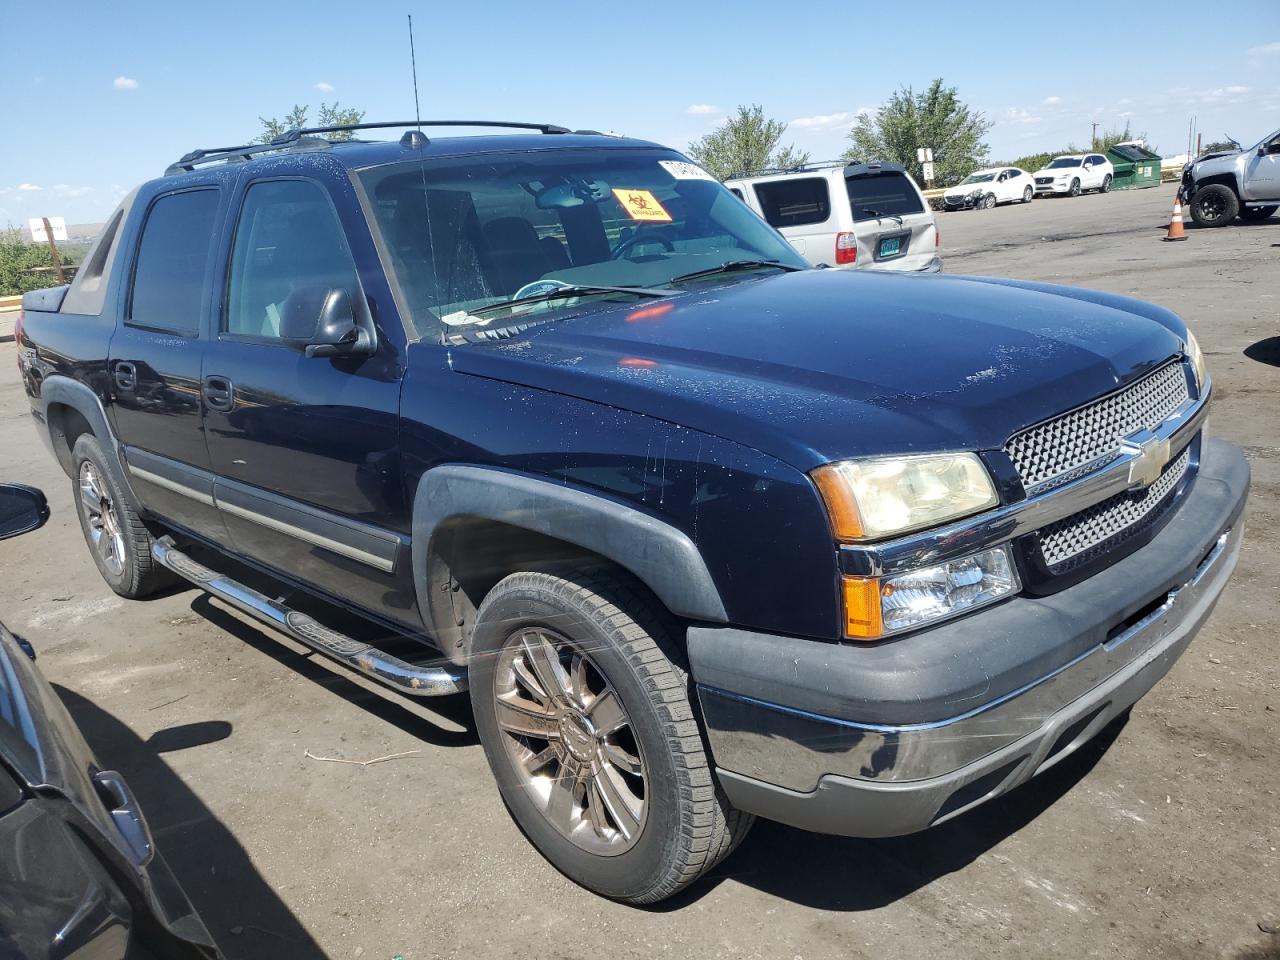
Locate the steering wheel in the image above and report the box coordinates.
[611,229,675,259]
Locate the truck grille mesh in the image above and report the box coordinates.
[1038,447,1190,570]
[1005,360,1190,492]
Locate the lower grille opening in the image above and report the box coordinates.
[931,757,1025,824]
[1106,593,1169,645]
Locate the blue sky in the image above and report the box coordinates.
[2,0,1277,226]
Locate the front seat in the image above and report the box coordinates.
[481,217,556,295]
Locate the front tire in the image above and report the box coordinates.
[1189,184,1239,227]
[1068,178,1082,197]
[981,193,996,210]
[469,565,752,904]
[1100,174,1113,193]
[71,435,174,598]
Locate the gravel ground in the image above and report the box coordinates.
[0,185,1276,960]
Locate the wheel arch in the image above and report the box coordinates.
[1191,174,1240,197]
[37,375,142,509]
[411,465,728,665]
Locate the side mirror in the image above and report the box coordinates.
[300,288,376,359]
[0,484,49,541]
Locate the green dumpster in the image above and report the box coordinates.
[1106,143,1163,190]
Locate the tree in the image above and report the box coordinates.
[844,79,992,188]
[1001,125,1157,175]
[256,102,365,143]
[686,105,810,180]
[0,227,85,297]
[1200,140,1239,155]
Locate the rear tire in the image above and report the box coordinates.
[1241,205,1277,222]
[468,564,752,904]
[70,435,174,599]
[1189,184,1239,227]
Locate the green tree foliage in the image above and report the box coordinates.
[686,105,810,180]
[1200,139,1240,155]
[0,228,84,297]
[845,80,992,188]
[257,102,366,143]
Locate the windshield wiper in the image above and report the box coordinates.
[861,208,904,225]
[668,259,806,285]
[463,283,677,321]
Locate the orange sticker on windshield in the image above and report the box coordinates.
[612,188,672,222]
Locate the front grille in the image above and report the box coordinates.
[1038,447,1190,570]
[1005,360,1190,492]
[1035,176,1054,185]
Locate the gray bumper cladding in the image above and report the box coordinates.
[691,439,1249,838]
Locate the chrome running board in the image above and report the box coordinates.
[152,537,466,696]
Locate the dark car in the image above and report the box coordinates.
[16,120,1248,905]
[0,484,220,958]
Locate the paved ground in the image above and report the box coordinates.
[0,186,1277,960]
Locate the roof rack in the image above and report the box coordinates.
[165,119,574,176]
[729,158,902,179]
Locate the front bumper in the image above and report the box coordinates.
[691,438,1249,837]
[1035,180,1072,194]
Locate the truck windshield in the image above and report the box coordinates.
[356,148,807,339]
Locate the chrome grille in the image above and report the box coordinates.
[1005,361,1190,492]
[1035,176,1054,185]
[1039,447,1190,570]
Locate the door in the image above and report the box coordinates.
[1002,169,1025,202]
[108,187,227,541]
[1244,133,1280,201]
[201,176,416,624]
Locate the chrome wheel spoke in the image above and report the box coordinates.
[601,739,642,777]
[79,478,102,513]
[545,767,577,831]
[592,761,642,841]
[585,780,612,838]
[569,652,591,709]
[525,744,559,774]
[495,695,558,740]
[587,688,626,736]
[520,632,571,706]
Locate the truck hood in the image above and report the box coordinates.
[449,270,1188,470]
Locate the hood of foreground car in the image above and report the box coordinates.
[449,270,1189,471]
[945,182,993,197]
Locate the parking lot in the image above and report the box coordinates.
[1,185,1276,960]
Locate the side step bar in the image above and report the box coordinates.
[152,538,467,696]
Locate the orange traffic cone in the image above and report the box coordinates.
[1164,194,1188,241]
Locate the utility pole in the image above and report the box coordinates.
[41,217,66,285]
[1091,122,1099,150]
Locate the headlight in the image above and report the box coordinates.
[842,545,1020,640]
[812,453,998,542]
[1186,330,1207,391]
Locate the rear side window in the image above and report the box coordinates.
[226,180,359,340]
[728,187,745,201]
[128,189,220,336]
[752,178,831,228]
[61,191,134,316]
[1007,169,1022,179]
[845,172,925,222]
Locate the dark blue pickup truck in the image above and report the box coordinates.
[16,121,1249,904]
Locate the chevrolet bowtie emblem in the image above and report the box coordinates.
[1125,436,1172,489]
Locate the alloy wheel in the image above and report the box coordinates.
[78,461,126,577]
[1197,195,1226,223]
[492,627,648,855]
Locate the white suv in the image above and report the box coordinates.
[1032,153,1115,197]
[724,162,941,271]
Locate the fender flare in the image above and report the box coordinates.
[37,375,142,509]
[411,465,728,650]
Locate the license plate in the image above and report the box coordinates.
[879,237,901,257]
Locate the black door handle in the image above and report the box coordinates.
[202,375,234,412]
[113,361,136,391]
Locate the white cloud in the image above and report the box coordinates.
[18,183,42,191]
[1003,107,1042,125]
[789,111,853,131]
[1225,85,1250,94]
[314,81,335,93]
[1042,95,1062,105]
[686,104,720,115]
[113,75,138,90]
[1247,41,1280,57]
[855,105,874,117]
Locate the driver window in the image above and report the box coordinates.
[1268,137,1280,155]
[226,179,358,341]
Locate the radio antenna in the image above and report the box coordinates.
[408,14,422,130]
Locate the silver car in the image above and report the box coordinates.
[724,161,941,272]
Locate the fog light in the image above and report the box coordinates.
[843,545,1020,640]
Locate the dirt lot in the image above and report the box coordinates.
[0,186,1276,960]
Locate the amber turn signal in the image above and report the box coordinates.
[842,576,884,640]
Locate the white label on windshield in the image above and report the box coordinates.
[659,160,717,182]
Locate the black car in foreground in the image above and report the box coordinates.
[16,120,1249,904]
[0,484,219,959]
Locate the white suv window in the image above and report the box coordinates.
[752,178,832,228]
